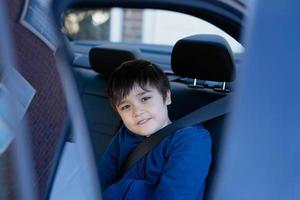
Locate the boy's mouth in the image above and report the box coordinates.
[137,118,151,125]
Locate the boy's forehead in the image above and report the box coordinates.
[130,84,153,95]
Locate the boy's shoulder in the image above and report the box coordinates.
[162,124,211,156]
[169,124,211,144]
[176,124,210,136]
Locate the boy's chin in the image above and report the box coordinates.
[130,121,171,137]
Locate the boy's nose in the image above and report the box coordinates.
[132,106,144,117]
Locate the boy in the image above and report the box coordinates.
[99,60,211,199]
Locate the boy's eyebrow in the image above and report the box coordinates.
[136,91,150,96]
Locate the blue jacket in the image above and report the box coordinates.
[99,124,212,200]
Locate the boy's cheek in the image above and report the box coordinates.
[117,110,126,119]
[119,113,132,125]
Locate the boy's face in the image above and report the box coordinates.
[116,84,171,137]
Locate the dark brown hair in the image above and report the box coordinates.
[107,59,170,108]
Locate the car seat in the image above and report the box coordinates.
[169,34,235,199]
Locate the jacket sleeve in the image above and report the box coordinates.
[153,128,212,200]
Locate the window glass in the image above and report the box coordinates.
[62,8,243,53]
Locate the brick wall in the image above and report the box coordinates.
[122,9,143,43]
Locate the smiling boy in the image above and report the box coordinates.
[99,60,212,200]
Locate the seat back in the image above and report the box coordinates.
[5,0,69,199]
[169,34,235,199]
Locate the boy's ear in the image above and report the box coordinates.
[165,90,171,105]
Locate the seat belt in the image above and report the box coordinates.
[119,94,232,177]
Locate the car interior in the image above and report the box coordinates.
[2,0,299,199]
[72,32,235,198]
[1,0,241,199]
[54,1,300,199]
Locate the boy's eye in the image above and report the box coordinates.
[120,105,130,111]
[141,96,151,102]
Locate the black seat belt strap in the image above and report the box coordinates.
[119,95,232,177]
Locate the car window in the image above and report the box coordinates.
[62,8,244,54]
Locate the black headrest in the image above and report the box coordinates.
[89,44,142,79]
[171,34,235,82]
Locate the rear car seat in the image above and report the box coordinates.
[73,45,142,159]
[169,34,235,199]
[73,35,235,199]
